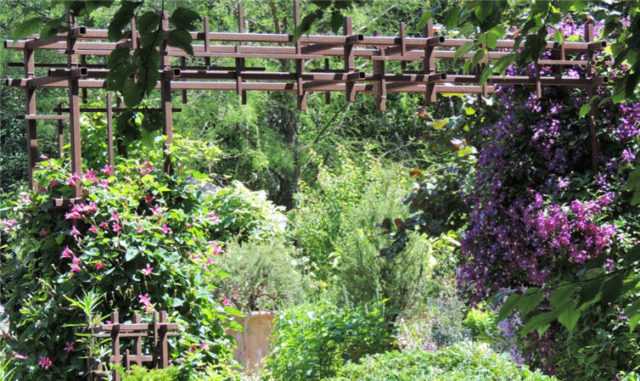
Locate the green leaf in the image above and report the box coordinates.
[13,17,43,39]
[137,11,160,36]
[170,7,201,30]
[444,6,460,29]
[557,303,581,332]
[330,11,343,34]
[579,103,590,118]
[125,246,139,262]
[550,283,578,310]
[601,274,624,304]
[122,82,143,108]
[417,11,432,32]
[498,293,521,321]
[518,288,544,317]
[168,29,193,55]
[552,29,563,44]
[454,42,474,61]
[108,1,139,41]
[578,278,602,307]
[474,3,493,22]
[521,311,557,337]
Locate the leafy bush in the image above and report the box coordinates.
[115,364,180,381]
[330,342,556,381]
[264,300,396,380]
[293,152,437,317]
[463,305,500,343]
[214,237,308,312]
[0,154,285,379]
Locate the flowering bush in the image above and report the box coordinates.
[0,152,284,380]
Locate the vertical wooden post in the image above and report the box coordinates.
[373,30,386,111]
[24,47,38,191]
[236,3,247,104]
[160,10,173,174]
[159,311,169,368]
[151,311,159,369]
[343,17,356,102]
[130,17,138,50]
[106,94,114,168]
[400,22,407,72]
[204,16,211,68]
[294,0,307,110]
[584,18,600,171]
[180,57,188,103]
[67,12,83,198]
[133,314,142,366]
[80,55,87,102]
[422,16,436,105]
[324,58,331,104]
[56,103,64,158]
[111,312,121,381]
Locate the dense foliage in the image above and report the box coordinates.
[330,342,556,381]
[264,301,395,381]
[0,149,286,379]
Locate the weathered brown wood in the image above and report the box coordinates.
[57,103,64,158]
[343,17,356,102]
[67,13,82,198]
[24,47,38,191]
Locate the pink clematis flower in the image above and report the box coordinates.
[39,228,48,237]
[64,342,74,352]
[39,356,53,370]
[89,225,100,234]
[70,225,81,236]
[99,221,109,229]
[207,212,220,224]
[222,298,232,307]
[14,353,28,360]
[72,256,82,265]
[209,241,223,255]
[102,165,112,176]
[145,194,155,204]
[199,342,209,350]
[2,219,16,228]
[60,246,73,259]
[67,173,82,186]
[64,211,82,220]
[70,264,81,272]
[162,225,170,234]
[95,261,105,270]
[112,223,121,233]
[138,293,154,313]
[142,264,153,276]
[151,204,162,216]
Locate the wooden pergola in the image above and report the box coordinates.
[3,2,607,204]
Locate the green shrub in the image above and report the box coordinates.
[0,155,276,380]
[115,364,180,381]
[463,305,499,344]
[264,300,396,380]
[293,151,437,317]
[214,237,308,312]
[330,342,556,381]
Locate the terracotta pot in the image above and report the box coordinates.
[229,311,276,373]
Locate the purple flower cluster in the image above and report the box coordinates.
[459,79,638,303]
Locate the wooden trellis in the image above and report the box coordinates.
[78,311,180,381]
[3,1,608,204]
